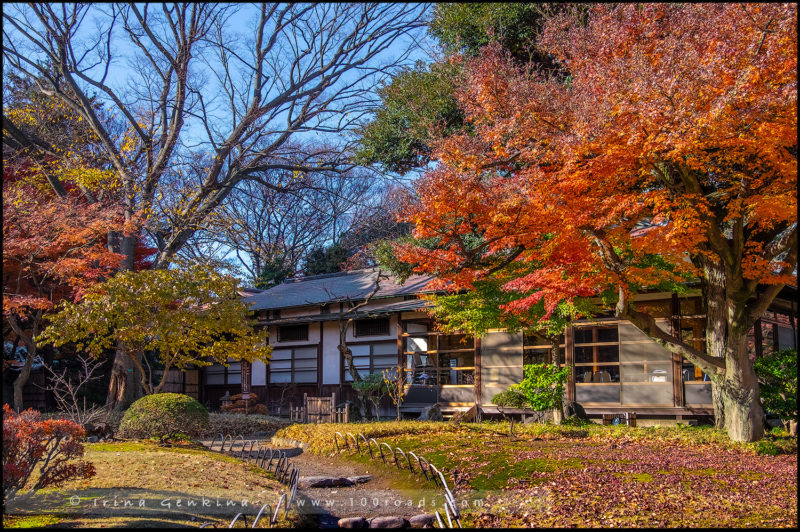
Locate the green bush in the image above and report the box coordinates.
[492,388,528,409]
[754,348,797,425]
[118,393,209,441]
[516,364,570,411]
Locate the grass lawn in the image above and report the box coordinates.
[277,421,797,528]
[3,440,290,528]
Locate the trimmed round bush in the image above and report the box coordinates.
[118,393,209,440]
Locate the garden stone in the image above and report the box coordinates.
[299,476,355,488]
[369,516,409,528]
[563,401,587,419]
[252,431,267,437]
[347,475,372,484]
[418,403,442,421]
[450,405,477,424]
[409,514,436,528]
[87,436,99,443]
[338,517,369,528]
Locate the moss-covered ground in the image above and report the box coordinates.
[277,421,797,528]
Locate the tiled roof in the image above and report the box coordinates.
[243,268,435,311]
[256,298,431,325]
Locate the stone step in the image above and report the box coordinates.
[337,514,436,529]
[299,475,372,488]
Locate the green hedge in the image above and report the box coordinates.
[118,393,209,440]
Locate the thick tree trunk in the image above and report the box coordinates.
[104,231,143,409]
[8,314,40,412]
[13,349,35,413]
[702,256,764,441]
[716,330,764,441]
[105,343,142,411]
[703,256,728,431]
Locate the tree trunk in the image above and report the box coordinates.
[702,256,727,431]
[13,348,35,413]
[8,313,40,412]
[105,342,142,411]
[716,330,764,442]
[104,230,143,408]
[551,338,563,425]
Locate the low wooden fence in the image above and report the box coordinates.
[289,392,349,424]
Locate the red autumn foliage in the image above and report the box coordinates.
[2,404,96,504]
[2,182,124,318]
[400,4,797,311]
[397,3,796,442]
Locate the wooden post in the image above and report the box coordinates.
[303,393,308,423]
[317,321,324,395]
[474,336,482,422]
[564,325,575,402]
[397,316,405,421]
[331,392,336,423]
[671,293,684,407]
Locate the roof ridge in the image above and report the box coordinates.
[282,268,379,284]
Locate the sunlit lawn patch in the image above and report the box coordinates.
[277,421,797,528]
[3,440,289,528]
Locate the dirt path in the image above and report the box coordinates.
[198,437,441,527]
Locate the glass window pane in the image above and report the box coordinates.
[270,360,291,371]
[574,346,594,364]
[597,345,619,363]
[372,343,397,355]
[269,371,291,383]
[294,347,317,359]
[227,371,241,384]
[351,345,370,357]
[295,358,317,369]
[407,337,428,352]
[373,355,397,368]
[574,328,593,344]
[576,366,620,383]
[271,349,292,361]
[524,348,549,365]
[597,326,619,343]
[294,370,316,383]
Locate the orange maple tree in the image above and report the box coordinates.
[397,4,797,441]
[2,176,123,412]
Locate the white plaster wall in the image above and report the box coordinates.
[321,321,341,385]
[278,305,319,318]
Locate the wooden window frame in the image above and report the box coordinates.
[354,317,391,338]
[268,344,318,385]
[277,324,309,343]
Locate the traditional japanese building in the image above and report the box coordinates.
[193,269,797,422]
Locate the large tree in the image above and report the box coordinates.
[38,262,271,396]
[2,181,122,411]
[356,3,569,174]
[3,3,427,408]
[397,4,797,442]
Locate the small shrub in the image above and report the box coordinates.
[561,416,594,427]
[3,404,95,505]
[515,364,570,411]
[754,348,797,428]
[751,440,780,456]
[118,393,209,441]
